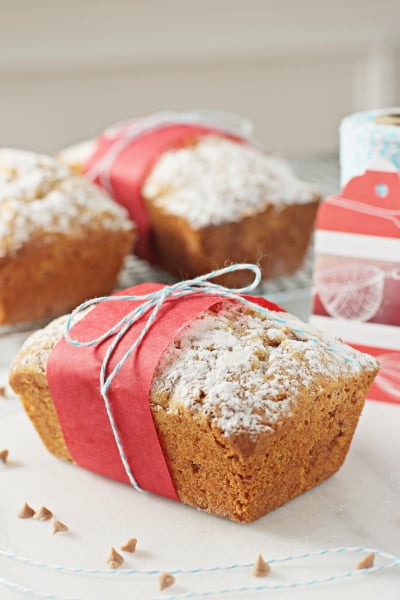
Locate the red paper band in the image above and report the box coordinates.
[46,284,284,500]
[84,121,246,262]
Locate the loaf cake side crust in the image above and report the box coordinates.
[152,371,374,522]
[145,199,319,287]
[9,315,73,460]
[0,229,133,325]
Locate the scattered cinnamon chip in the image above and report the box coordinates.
[17,502,35,519]
[0,449,9,463]
[0,386,6,397]
[252,554,271,577]
[34,506,53,521]
[52,518,68,534]
[107,547,124,569]
[120,537,137,553]
[356,552,375,570]
[159,572,175,591]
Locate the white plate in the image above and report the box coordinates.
[0,362,399,600]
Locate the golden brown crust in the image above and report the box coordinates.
[152,372,375,522]
[0,228,134,325]
[145,198,319,287]
[8,315,72,460]
[11,374,71,461]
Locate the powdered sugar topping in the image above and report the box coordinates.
[0,148,133,257]
[142,136,316,228]
[10,309,91,377]
[153,302,378,436]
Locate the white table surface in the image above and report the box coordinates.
[0,328,399,600]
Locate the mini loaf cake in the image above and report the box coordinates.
[9,298,378,522]
[142,136,319,286]
[0,148,135,325]
[59,132,319,287]
[57,139,96,175]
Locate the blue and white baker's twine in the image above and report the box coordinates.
[0,546,399,599]
[64,263,361,493]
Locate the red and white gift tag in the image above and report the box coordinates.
[311,164,400,404]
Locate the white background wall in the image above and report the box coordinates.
[0,0,399,156]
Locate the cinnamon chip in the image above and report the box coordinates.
[107,547,124,569]
[0,449,9,463]
[52,518,68,534]
[0,386,6,397]
[34,506,53,521]
[120,537,137,553]
[159,572,175,591]
[252,554,271,577]
[356,552,375,570]
[17,502,35,519]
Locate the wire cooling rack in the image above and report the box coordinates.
[0,156,339,337]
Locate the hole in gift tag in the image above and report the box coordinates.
[374,183,389,198]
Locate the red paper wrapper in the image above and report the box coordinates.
[84,119,246,262]
[46,284,285,500]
